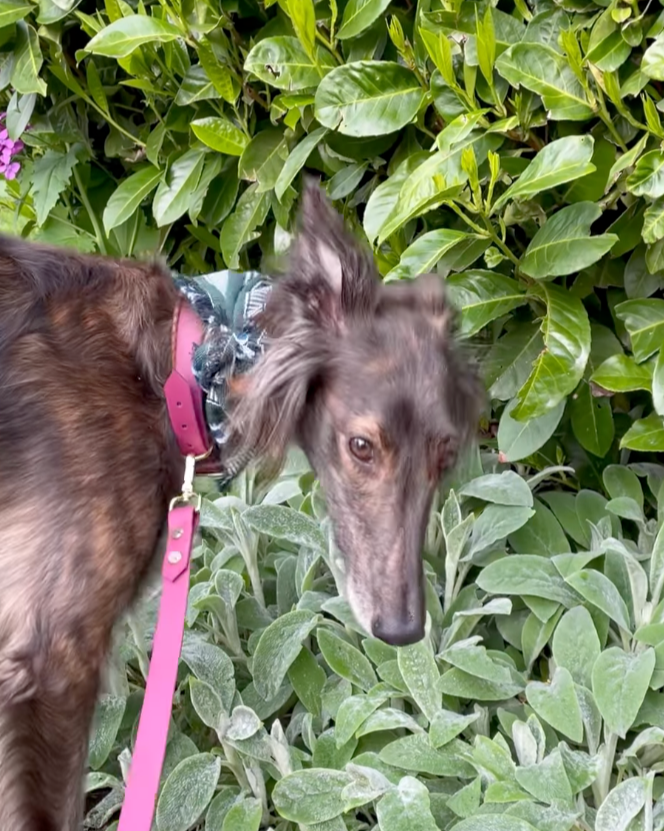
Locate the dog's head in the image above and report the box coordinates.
[229,183,483,645]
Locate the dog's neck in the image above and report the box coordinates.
[172,269,272,482]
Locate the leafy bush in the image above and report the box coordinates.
[4,0,664,828]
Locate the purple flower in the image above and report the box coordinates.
[0,112,25,180]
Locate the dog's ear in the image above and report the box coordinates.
[287,180,378,328]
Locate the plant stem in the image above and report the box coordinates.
[73,163,107,255]
[446,201,520,266]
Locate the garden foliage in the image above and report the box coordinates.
[3,0,664,828]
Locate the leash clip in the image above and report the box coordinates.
[169,454,203,512]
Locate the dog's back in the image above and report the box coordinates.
[0,237,181,830]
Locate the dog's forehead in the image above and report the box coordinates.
[334,329,455,439]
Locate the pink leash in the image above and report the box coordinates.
[118,300,211,831]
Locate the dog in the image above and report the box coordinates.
[0,183,481,829]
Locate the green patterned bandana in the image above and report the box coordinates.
[174,269,272,481]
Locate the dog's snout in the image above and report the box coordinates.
[372,614,424,646]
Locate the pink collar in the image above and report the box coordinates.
[164,297,212,458]
[117,297,211,831]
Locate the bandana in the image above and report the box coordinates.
[173,270,272,482]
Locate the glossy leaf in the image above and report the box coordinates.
[496,43,593,120]
[315,61,424,137]
[620,414,664,451]
[245,37,335,91]
[447,270,528,337]
[520,202,617,279]
[85,15,181,59]
[497,397,565,462]
[493,135,595,213]
[191,117,249,156]
[385,229,470,281]
[615,299,664,362]
[512,282,591,421]
[337,0,392,40]
[103,166,162,233]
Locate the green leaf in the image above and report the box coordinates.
[492,135,595,214]
[447,270,527,337]
[654,349,664,416]
[379,133,502,242]
[595,777,649,831]
[288,0,316,57]
[190,678,224,729]
[643,197,664,244]
[469,504,535,555]
[485,323,544,401]
[591,354,653,393]
[221,798,262,831]
[85,14,181,59]
[512,283,591,421]
[318,629,378,691]
[153,149,205,227]
[552,606,601,688]
[620,414,664,451]
[288,646,326,717]
[88,695,126,770]
[275,126,329,202]
[430,709,480,749]
[375,776,439,831]
[564,569,631,632]
[272,769,351,824]
[397,639,441,721]
[11,21,46,96]
[180,638,235,712]
[238,129,288,192]
[315,61,425,137]
[520,202,617,279]
[338,0,392,39]
[156,753,221,831]
[379,733,475,776]
[252,610,319,700]
[626,150,664,198]
[243,504,327,551]
[570,381,615,457]
[515,749,573,805]
[0,0,33,28]
[592,647,656,737]
[30,146,79,227]
[245,37,335,91]
[385,229,471,281]
[334,689,391,746]
[615,298,664,362]
[508,498,570,556]
[526,667,584,742]
[103,166,162,233]
[497,397,565,462]
[643,33,664,81]
[495,43,593,121]
[438,666,525,700]
[459,472,534,507]
[191,117,249,156]
[477,554,581,606]
[451,818,539,831]
[219,184,270,269]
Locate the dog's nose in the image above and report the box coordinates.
[372,615,424,647]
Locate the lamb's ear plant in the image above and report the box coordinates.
[4,0,664,828]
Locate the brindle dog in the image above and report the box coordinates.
[0,184,481,830]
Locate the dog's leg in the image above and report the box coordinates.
[0,654,100,831]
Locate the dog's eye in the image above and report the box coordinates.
[349,436,374,463]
